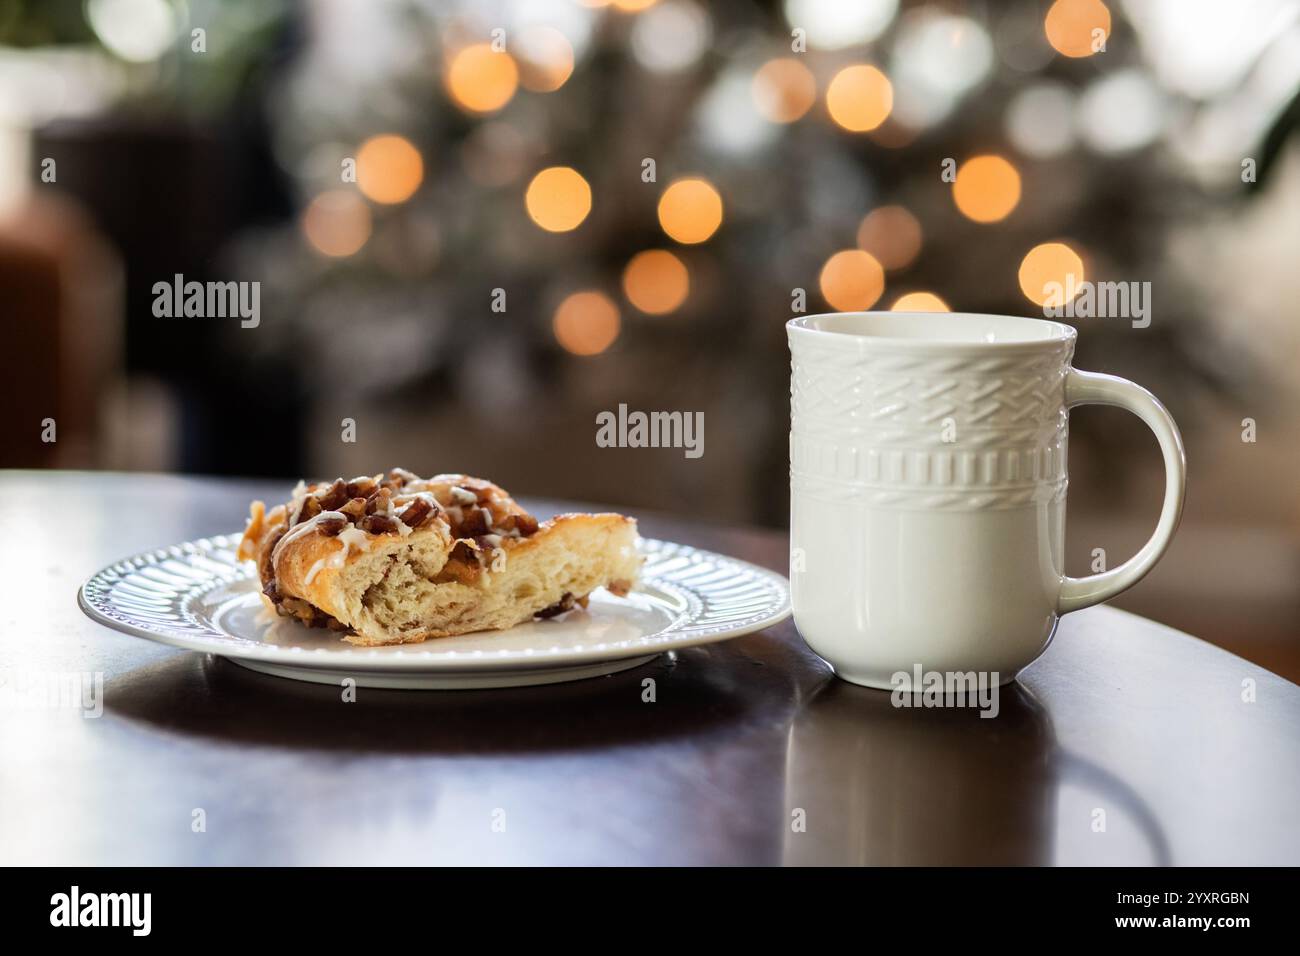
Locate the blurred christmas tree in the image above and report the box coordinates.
[147,0,1299,516]
[7,0,1297,677]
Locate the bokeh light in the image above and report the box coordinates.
[890,12,993,128]
[952,155,1021,223]
[630,0,711,73]
[515,27,575,93]
[525,166,592,233]
[446,43,519,114]
[1018,242,1086,307]
[657,178,723,244]
[622,250,690,314]
[819,250,886,311]
[356,134,424,205]
[895,13,993,96]
[302,190,372,258]
[1123,0,1282,99]
[553,291,621,355]
[1078,69,1166,153]
[826,65,893,132]
[614,0,659,11]
[86,0,176,63]
[856,206,922,271]
[1005,83,1077,158]
[784,0,898,50]
[752,58,817,124]
[698,69,778,154]
[891,291,950,311]
[1044,0,1112,59]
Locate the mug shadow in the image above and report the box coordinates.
[782,676,1171,865]
[102,635,799,756]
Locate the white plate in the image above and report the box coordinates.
[79,535,791,689]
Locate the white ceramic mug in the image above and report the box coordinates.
[788,312,1185,689]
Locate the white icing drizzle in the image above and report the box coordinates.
[272,510,348,564]
[287,480,313,525]
[300,524,372,585]
[337,525,370,555]
[304,558,328,585]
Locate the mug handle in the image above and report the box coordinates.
[1057,369,1187,614]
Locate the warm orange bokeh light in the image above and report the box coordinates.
[953,155,1022,223]
[657,178,723,245]
[525,166,592,232]
[752,58,816,124]
[553,291,620,355]
[857,206,922,271]
[302,190,372,257]
[356,134,424,205]
[819,250,885,311]
[613,0,658,11]
[891,291,950,312]
[446,43,519,114]
[826,64,893,133]
[622,250,689,315]
[1045,0,1112,59]
[516,26,575,93]
[1019,242,1086,306]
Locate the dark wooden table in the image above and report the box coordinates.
[3,471,1298,865]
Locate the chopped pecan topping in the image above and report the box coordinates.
[316,515,347,536]
[346,476,378,499]
[504,512,539,537]
[399,497,436,528]
[316,478,349,512]
[459,506,491,537]
[339,497,367,521]
[359,513,398,535]
[295,495,322,526]
[448,539,477,564]
[383,468,419,490]
[366,488,393,515]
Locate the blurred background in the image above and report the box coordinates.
[1,0,1297,677]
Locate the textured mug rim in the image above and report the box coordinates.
[788,311,1078,353]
